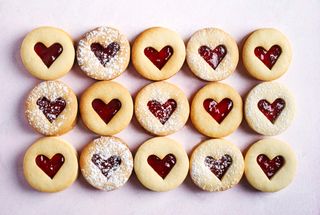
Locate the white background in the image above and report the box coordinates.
[0,0,319,214]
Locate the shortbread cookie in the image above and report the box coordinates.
[190,139,244,191]
[242,28,292,81]
[245,82,295,136]
[245,138,297,192]
[135,81,189,136]
[25,81,78,136]
[134,137,189,192]
[186,28,239,81]
[191,82,242,138]
[132,27,185,80]
[20,26,75,80]
[77,27,130,80]
[23,137,78,192]
[80,136,133,191]
[80,81,133,135]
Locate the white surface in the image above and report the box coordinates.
[0,0,319,214]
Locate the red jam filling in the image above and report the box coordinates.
[35,153,65,179]
[258,98,285,124]
[254,45,282,69]
[36,97,66,123]
[147,154,176,179]
[257,154,285,179]
[204,154,232,180]
[144,46,173,69]
[203,98,233,124]
[34,42,63,68]
[91,154,121,179]
[92,99,121,124]
[198,45,227,69]
[90,42,120,67]
[147,99,177,125]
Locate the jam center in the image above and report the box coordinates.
[36,97,66,123]
[205,154,232,180]
[144,46,173,69]
[90,42,120,67]
[254,45,282,69]
[92,99,121,124]
[147,154,176,179]
[203,98,233,124]
[198,45,227,69]
[147,99,177,125]
[34,42,63,68]
[257,154,285,179]
[258,98,285,124]
[91,154,121,179]
[35,153,65,179]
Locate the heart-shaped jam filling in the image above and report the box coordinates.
[258,98,285,124]
[203,98,233,124]
[34,42,63,68]
[92,99,121,124]
[257,154,285,179]
[90,42,120,67]
[35,153,65,179]
[144,46,173,69]
[198,45,227,69]
[36,97,66,123]
[147,99,177,125]
[91,154,121,179]
[204,154,232,180]
[254,45,282,69]
[147,154,176,179]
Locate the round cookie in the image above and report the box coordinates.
[190,139,244,192]
[186,28,239,81]
[135,81,189,136]
[134,137,189,192]
[25,81,78,136]
[191,82,243,138]
[80,136,133,191]
[244,138,297,192]
[20,26,75,80]
[77,27,130,80]
[23,137,78,192]
[80,81,133,135]
[132,27,186,81]
[242,28,292,81]
[245,82,295,136]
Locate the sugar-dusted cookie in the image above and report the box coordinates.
[20,26,75,80]
[244,138,297,192]
[245,82,295,136]
[80,81,133,135]
[80,136,133,191]
[77,27,130,80]
[135,81,189,136]
[242,28,292,81]
[132,27,185,80]
[25,81,78,136]
[186,28,239,81]
[23,137,78,192]
[134,137,189,192]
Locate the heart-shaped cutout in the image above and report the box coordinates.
[258,98,285,124]
[147,154,176,179]
[34,42,63,68]
[144,46,173,69]
[204,154,232,180]
[254,45,282,69]
[35,153,65,179]
[90,42,120,67]
[92,99,121,124]
[257,154,284,179]
[36,97,66,123]
[147,99,177,124]
[198,45,227,69]
[203,98,233,123]
[91,154,121,178]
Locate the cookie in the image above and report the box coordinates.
[242,28,292,81]
[191,82,243,138]
[80,81,133,135]
[134,137,189,192]
[25,81,78,136]
[186,28,239,81]
[77,27,130,80]
[80,136,133,191]
[190,139,244,191]
[245,82,295,136]
[20,26,75,80]
[135,81,189,136]
[132,27,185,80]
[23,137,78,192]
[244,138,297,192]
